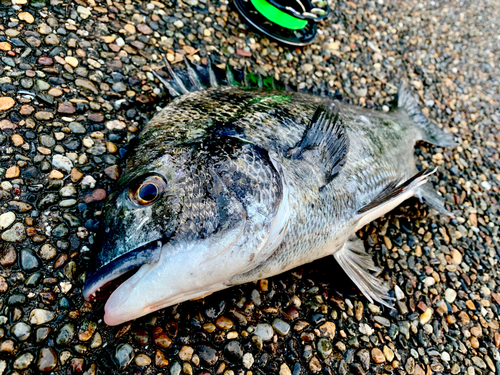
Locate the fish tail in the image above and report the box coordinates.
[397,82,457,147]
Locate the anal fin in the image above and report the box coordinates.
[334,237,393,307]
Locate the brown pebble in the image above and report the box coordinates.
[0,276,8,293]
[414,364,425,375]
[115,323,131,338]
[132,328,149,346]
[54,254,68,268]
[215,316,233,330]
[0,339,16,355]
[5,166,20,178]
[37,56,54,65]
[67,358,84,373]
[318,322,336,340]
[104,165,120,180]
[371,348,386,364]
[70,168,84,182]
[494,332,500,348]
[19,105,35,115]
[37,347,57,372]
[0,119,17,130]
[48,88,63,97]
[11,134,24,147]
[0,42,12,51]
[105,142,118,153]
[0,244,17,266]
[135,354,151,367]
[32,234,47,243]
[49,170,64,179]
[470,336,479,349]
[8,201,32,212]
[155,349,169,367]
[78,321,97,342]
[88,113,105,122]
[137,23,153,35]
[153,327,172,349]
[26,36,41,47]
[57,102,76,114]
[203,323,216,333]
[34,111,54,121]
[0,97,15,111]
[465,300,476,310]
[309,356,321,373]
[470,326,482,337]
[83,189,107,203]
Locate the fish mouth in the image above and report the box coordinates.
[82,240,162,302]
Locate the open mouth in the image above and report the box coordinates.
[83,240,162,302]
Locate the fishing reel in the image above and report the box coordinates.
[233,0,331,46]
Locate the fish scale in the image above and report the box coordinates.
[83,61,456,325]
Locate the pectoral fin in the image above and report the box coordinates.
[288,101,349,188]
[334,237,393,307]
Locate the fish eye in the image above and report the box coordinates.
[129,175,167,206]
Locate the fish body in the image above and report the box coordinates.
[83,64,455,326]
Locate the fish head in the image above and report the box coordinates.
[83,135,288,325]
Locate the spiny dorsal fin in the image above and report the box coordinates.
[207,57,219,88]
[225,62,237,86]
[334,237,393,307]
[183,55,205,91]
[162,55,190,95]
[288,101,349,187]
[149,67,180,97]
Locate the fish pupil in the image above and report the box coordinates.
[139,183,158,202]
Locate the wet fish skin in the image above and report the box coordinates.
[83,75,455,325]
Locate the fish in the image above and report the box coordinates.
[82,59,456,326]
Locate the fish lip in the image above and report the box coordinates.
[82,239,162,302]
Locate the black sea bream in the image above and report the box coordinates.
[83,61,456,325]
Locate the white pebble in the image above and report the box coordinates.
[424,277,436,287]
[242,353,254,369]
[394,285,405,300]
[254,323,273,341]
[52,154,73,173]
[0,211,16,230]
[480,181,491,191]
[1,181,13,190]
[444,288,457,303]
[81,176,96,188]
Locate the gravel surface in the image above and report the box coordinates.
[1,0,500,374]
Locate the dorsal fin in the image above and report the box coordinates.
[162,56,190,95]
[207,57,218,88]
[288,101,349,187]
[183,55,204,91]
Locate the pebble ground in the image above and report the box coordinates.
[0,0,500,374]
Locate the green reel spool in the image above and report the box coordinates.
[250,0,308,30]
[233,0,331,46]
